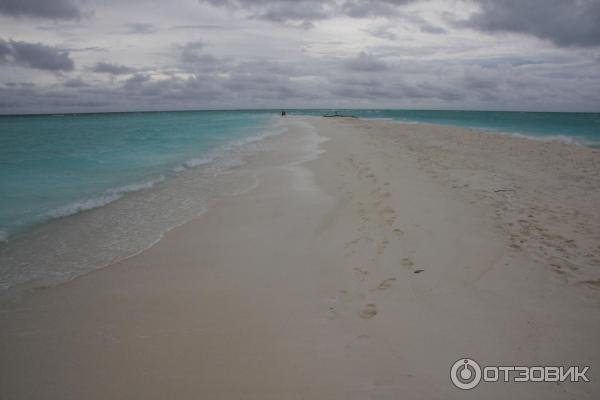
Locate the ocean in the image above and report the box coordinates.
[1,109,599,293]
[0,110,281,293]
[293,109,600,146]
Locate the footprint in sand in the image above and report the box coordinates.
[372,277,396,291]
[359,304,377,319]
[381,207,396,225]
[393,228,404,236]
[381,206,395,215]
[353,267,369,280]
[577,279,600,290]
[400,258,414,268]
[376,240,389,255]
[327,305,337,320]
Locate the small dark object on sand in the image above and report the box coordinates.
[493,188,515,193]
[414,269,424,274]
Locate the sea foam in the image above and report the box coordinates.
[48,176,165,219]
[489,131,588,146]
[172,157,214,172]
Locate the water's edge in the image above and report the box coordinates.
[0,117,292,298]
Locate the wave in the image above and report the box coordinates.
[172,157,214,172]
[184,157,213,168]
[108,178,165,194]
[482,130,589,146]
[385,119,422,125]
[379,117,592,146]
[363,117,396,122]
[9,118,285,243]
[47,176,165,219]
[171,119,285,173]
[228,126,286,148]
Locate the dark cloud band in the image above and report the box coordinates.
[466,0,600,47]
[91,62,135,75]
[200,0,417,24]
[0,0,84,20]
[0,39,74,71]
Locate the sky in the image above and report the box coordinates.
[0,0,599,114]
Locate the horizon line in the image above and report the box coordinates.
[1,107,599,117]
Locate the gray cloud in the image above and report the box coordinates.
[330,80,465,103]
[63,78,90,87]
[344,52,387,72]
[61,46,107,53]
[420,24,445,34]
[123,23,158,34]
[257,1,330,24]
[183,53,225,72]
[170,24,232,30]
[0,0,85,20]
[179,41,210,64]
[1,0,599,114]
[466,0,600,47]
[3,54,599,113]
[0,40,11,58]
[341,0,415,18]
[91,62,135,75]
[202,0,328,24]
[180,41,204,58]
[365,11,446,40]
[3,81,35,88]
[0,39,75,71]
[367,25,397,40]
[200,0,418,24]
[122,73,150,91]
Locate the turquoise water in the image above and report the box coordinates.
[293,109,600,146]
[0,111,274,242]
[0,108,598,293]
[2,109,599,242]
[2,109,599,244]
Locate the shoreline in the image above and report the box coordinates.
[383,119,597,147]
[0,113,600,299]
[0,115,289,297]
[3,115,598,297]
[1,116,599,398]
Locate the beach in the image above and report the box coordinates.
[1,116,599,399]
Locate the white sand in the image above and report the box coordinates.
[1,116,599,399]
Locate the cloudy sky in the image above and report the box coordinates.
[1,0,599,114]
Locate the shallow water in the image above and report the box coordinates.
[1,108,598,294]
[292,109,600,146]
[0,111,285,293]
[0,110,277,240]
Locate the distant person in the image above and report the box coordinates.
[281,110,286,116]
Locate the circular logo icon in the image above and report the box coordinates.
[451,358,482,390]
